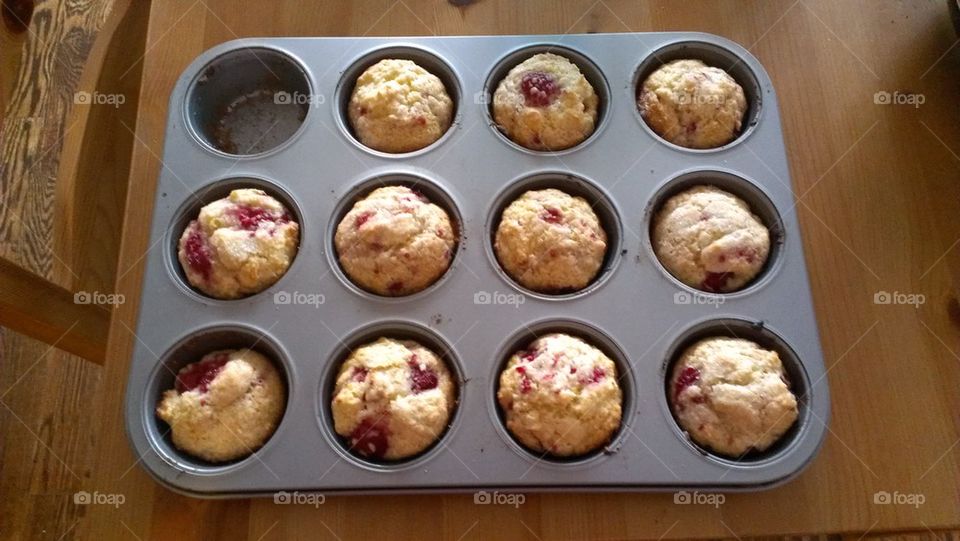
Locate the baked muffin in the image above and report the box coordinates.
[638,59,747,149]
[492,52,598,151]
[331,337,456,460]
[335,185,456,296]
[652,185,769,292]
[494,188,607,293]
[498,333,622,456]
[178,188,299,299]
[669,337,798,457]
[156,349,286,462]
[348,59,454,153]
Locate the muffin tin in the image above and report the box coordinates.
[124,32,829,496]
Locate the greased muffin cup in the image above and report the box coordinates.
[127,34,828,496]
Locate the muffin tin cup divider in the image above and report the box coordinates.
[125,33,828,496]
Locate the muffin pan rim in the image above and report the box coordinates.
[163,174,307,304]
[331,43,465,158]
[481,42,613,156]
[483,169,625,301]
[126,32,829,495]
[315,319,466,471]
[323,171,465,302]
[630,38,765,154]
[641,166,786,298]
[657,316,813,468]
[487,317,638,468]
[182,45,315,159]
[141,322,297,475]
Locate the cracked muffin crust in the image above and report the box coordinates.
[497,333,622,456]
[652,185,770,293]
[494,188,607,293]
[177,188,299,299]
[638,59,747,149]
[348,58,454,153]
[669,337,798,457]
[331,337,457,461]
[492,52,599,151]
[335,185,456,296]
[156,349,286,462]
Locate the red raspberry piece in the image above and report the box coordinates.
[183,225,212,280]
[674,366,700,399]
[354,210,374,229]
[701,271,733,292]
[541,207,563,223]
[175,353,230,393]
[589,367,605,383]
[520,376,532,393]
[520,71,560,107]
[520,349,537,362]
[351,367,368,382]
[408,357,438,393]
[349,418,390,459]
[233,205,285,230]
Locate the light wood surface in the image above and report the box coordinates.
[3,0,960,539]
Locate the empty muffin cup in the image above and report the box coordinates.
[186,47,312,155]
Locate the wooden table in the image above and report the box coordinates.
[18,1,960,539]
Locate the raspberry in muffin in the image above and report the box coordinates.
[494,188,607,293]
[331,337,457,460]
[156,349,286,462]
[652,185,769,293]
[492,52,599,151]
[348,58,454,153]
[669,337,798,457]
[177,188,299,299]
[335,185,456,296]
[638,59,747,149]
[497,333,622,457]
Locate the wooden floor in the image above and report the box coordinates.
[2,0,960,539]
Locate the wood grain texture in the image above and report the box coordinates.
[0,0,114,284]
[1,0,958,539]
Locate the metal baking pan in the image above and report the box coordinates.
[123,32,829,496]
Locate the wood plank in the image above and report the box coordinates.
[0,256,108,362]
